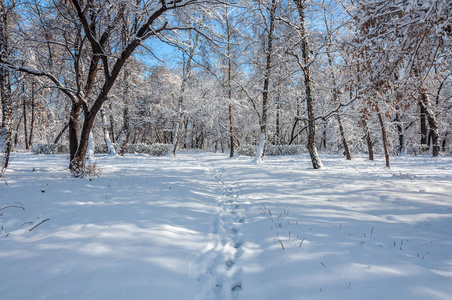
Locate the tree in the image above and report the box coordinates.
[352,0,452,157]
[0,0,12,175]
[254,0,277,163]
[9,0,214,176]
[169,23,201,157]
[291,0,323,168]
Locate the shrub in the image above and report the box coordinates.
[236,145,302,156]
[32,144,68,155]
[94,143,171,156]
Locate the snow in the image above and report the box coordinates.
[1,152,452,299]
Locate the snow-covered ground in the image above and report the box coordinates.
[1,152,452,299]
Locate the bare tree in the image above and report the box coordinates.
[254,0,277,163]
[291,0,323,168]
[9,0,213,176]
[0,0,12,175]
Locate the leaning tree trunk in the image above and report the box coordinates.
[337,114,351,160]
[255,0,277,163]
[0,0,13,175]
[294,0,323,169]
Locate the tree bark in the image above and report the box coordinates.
[117,69,130,156]
[68,103,81,162]
[23,88,29,151]
[101,107,115,155]
[337,114,351,160]
[255,0,277,162]
[419,89,440,156]
[293,0,323,168]
[420,103,428,151]
[377,109,390,168]
[0,0,13,174]
[226,5,234,158]
[28,83,36,148]
[361,119,374,161]
[395,111,405,155]
[54,122,69,144]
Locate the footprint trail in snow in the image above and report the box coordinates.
[193,154,245,299]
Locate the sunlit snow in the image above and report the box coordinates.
[1,152,451,299]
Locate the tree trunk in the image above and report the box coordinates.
[419,89,440,156]
[420,102,428,151]
[101,107,115,155]
[23,84,29,150]
[54,122,69,144]
[275,95,281,145]
[337,114,351,160]
[362,119,374,161]
[294,0,323,169]
[255,0,277,163]
[323,8,351,160]
[28,83,36,148]
[169,28,201,157]
[377,109,390,168]
[117,70,130,156]
[226,5,234,158]
[109,102,115,143]
[0,0,13,174]
[68,103,81,162]
[395,111,405,155]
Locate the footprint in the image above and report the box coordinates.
[225,259,235,268]
[231,227,239,234]
[234,241,243,249]
[212,218,219,234]
[235,248,244,259]
[214,282,223,295]
[231,282,242,292]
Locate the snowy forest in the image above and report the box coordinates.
[0,0,450,175]
[1,1,452,299]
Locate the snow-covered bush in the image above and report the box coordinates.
[146,143,171,156]
[236,145,256,156]
[265,145,302,156]
[236,145,303,156]
[32,144,68,155]
[95,143,170,156]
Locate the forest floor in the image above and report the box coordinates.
[1,152,452,299]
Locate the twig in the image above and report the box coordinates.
[278,239,285,250]
[29,219,50,232]
[0,205,25,211]
[20,222,33,228]
[299,238,305,248]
